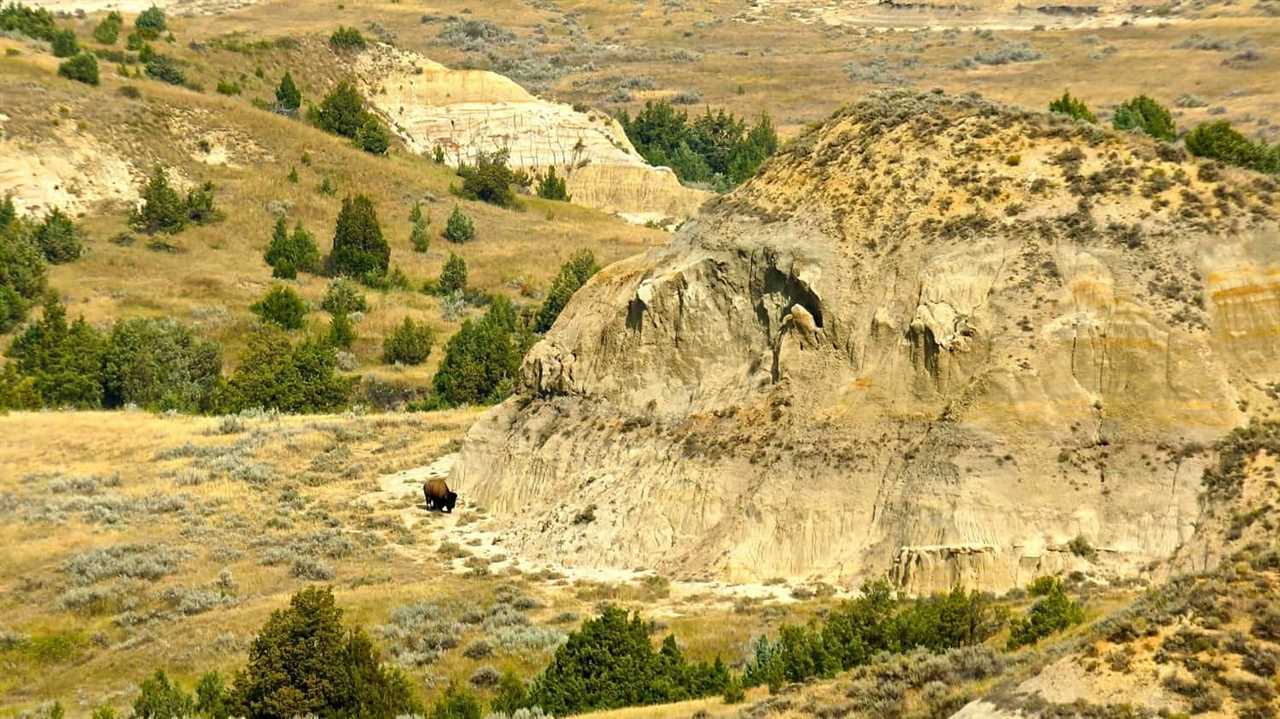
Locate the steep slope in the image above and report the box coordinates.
[452,90,1280,592]
[356,46,710,224]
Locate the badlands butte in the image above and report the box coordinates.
[456,89,1280,593]
[3,0,1280,717]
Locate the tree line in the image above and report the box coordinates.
[618,101,780,190]
[1048,90,1279,175]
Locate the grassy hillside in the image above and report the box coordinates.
[0,17,664,395]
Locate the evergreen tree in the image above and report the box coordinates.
[383,316,434,365]
[409,203,430,253]
[528,605,729,715]
[132,165,187,234]
[491,671,530,715]
[275,71,301,111]
[535,249,599,332]
[1007,578,1085,649]
[1112,95,1176,141]
[1048,90,1097,123]
[0,194,15,228]
[57,52,99,86]
[101,317,221,412]
[321,279,368,315]
[442,205,474,244]
[356,115,391,155]
[428,685,481,719]
[214,328,353,413]
[456,150,519,208]
[1185,120,1279,174]
[265,217,321,279]
[0,214,48,334]
[314,80,366,139]
[328,195,390,280]
[132,670,194,719]
[439,252,467,295]
[536,166,570,201]
[135,6,166,40]
[250,285,309,330]
[430,297,521,407]
[194,672,230,719]
[50,28,79,58]
[6,298,104,409]
[33,208,82,264]
[93,12,122,45]
[327,311,356,349]
[229,587,419,717]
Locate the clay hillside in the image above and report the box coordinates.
[454,89,1280,592]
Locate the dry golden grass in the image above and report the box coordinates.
[0,410,802,714]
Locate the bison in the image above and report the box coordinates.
[423,478,458,513]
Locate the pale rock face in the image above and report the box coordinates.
[356,47,709,223]
[453,91,1280,592]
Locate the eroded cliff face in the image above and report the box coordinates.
[356,47,708,223]
[452,91,1280,593]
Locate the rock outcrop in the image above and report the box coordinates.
[356,47,709,224]
[452,90,1280,592]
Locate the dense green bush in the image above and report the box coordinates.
[528,605,729,715]
[428,297,523,407]
[275,70,301,111]
[33,208,82,263]
[135,6,166,40]
[438,252,468,295]
[5,298,105,409]
[619,102,779,188]
[264,217,321,279]
[50,28,79,58]
[329,26,367,51]
[410,203,430,253]
[92,12,122,44]
[145,54,186,85]
[229,586,419,717]
[215,79,240,96]
[327,312,355,349]
[1185,121,1279,175]
[443,205,475,244]
[213,327,353,413]
[133,670,194,719]
[535,249,598,332]
[1048,90,1096,123]
[195,672,230,719]
[491,671,530,716]
[314,80,366,138]
[383,317,434,365]
[250,285,309,330]
[356,115,391,155]
[57,52,99,86]
[456,151,519,208]
[1006,577,1085,649]
[1112,95,1176,141]
[101,318,221,412]
[327,194,390,281]
[429,684,482,719]
[0,204,47,333]
[131,166,217,234]
[536,166,570,201]
[185,182,219,225]
[321,279,368,315]
[0,3,58,42]
[741,581,999,690]
[2,299,222,412]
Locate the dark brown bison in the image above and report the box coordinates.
[423,478,457,512]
